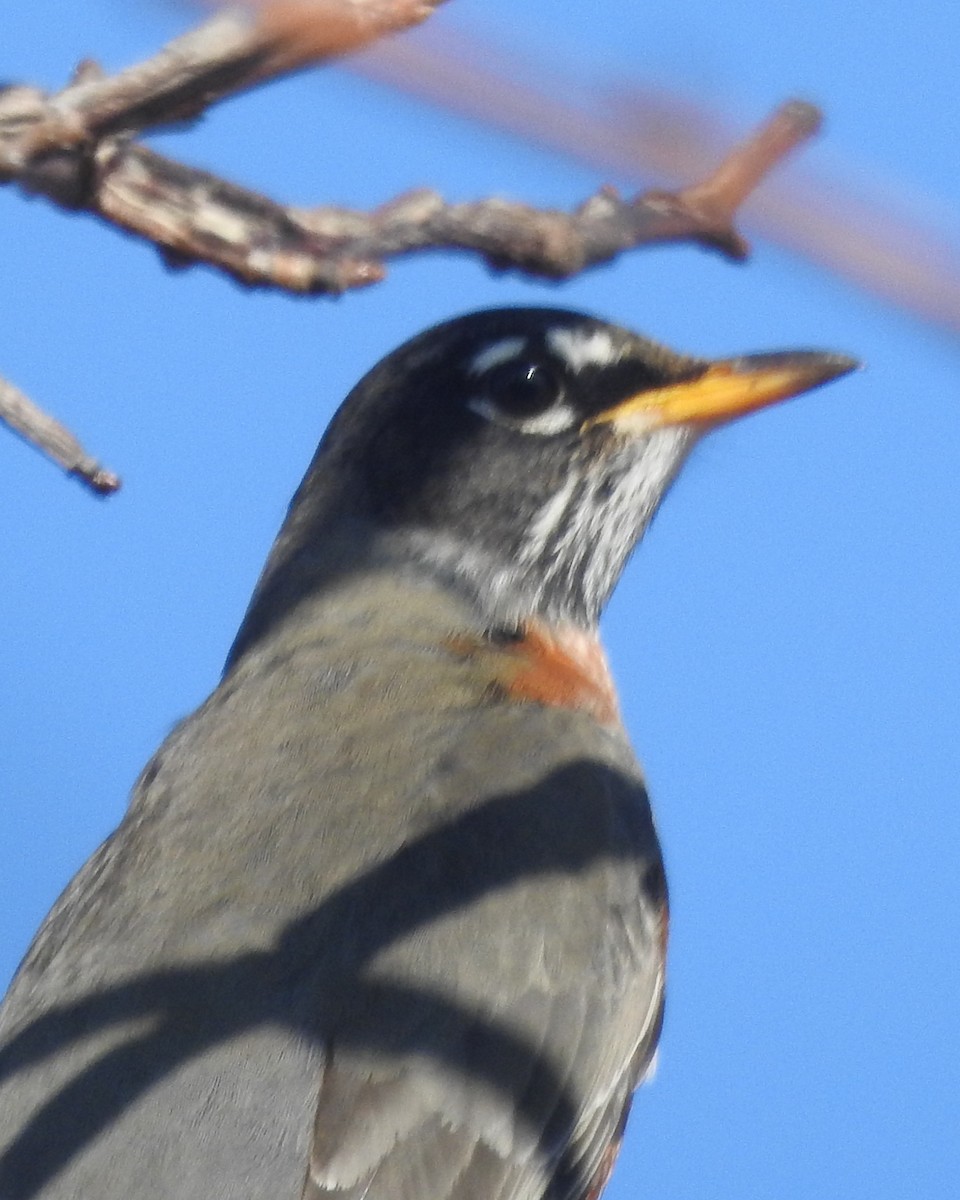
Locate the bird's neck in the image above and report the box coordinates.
[223,511,604,679]
[225,542,622,730]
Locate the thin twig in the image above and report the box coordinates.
[672,100,822,240]
[0,375,120,495]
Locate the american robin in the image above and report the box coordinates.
[0,308,855,1200]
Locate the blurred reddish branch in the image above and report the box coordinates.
[0,1,823,492]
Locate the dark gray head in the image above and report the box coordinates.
[228,308,856,665]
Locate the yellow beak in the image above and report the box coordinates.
[584,350,859,433]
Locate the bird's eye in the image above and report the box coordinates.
[468,359,576,434]
[482,360,562,417]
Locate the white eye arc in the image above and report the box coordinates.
[468,393,579,435]
[467,337,528,375]
[465,353,577,435]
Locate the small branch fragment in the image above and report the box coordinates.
[670,100,822,257]
[251,0,448,74]
[0,376,120,495]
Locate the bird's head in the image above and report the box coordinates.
[229,308,856,664]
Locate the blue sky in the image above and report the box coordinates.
[2,2,959,1197]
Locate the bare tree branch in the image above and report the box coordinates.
[357,27,960,337]
[0,375,120,496]
[0,2,818,295]
[0,74,817,293]
[77,98,811,293]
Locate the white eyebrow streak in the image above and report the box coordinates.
[547,327,620,371]
[467,337,528,375]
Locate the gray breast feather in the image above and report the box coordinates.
[0,612,664,1200]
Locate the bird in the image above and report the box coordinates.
[0,307,856,1200]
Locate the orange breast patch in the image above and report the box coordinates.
[449,621,622,728]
